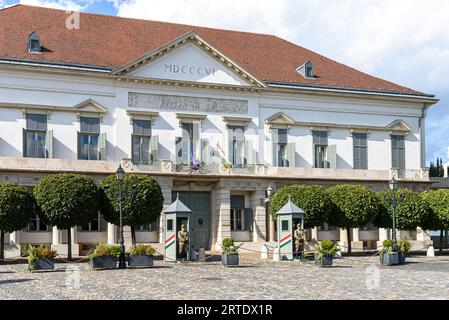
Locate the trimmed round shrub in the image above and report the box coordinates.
[270,185,333,228]
[422,189,449,231]
[33,173,100,229]
[99,174,163,227]
[327,185,381,228]
[377,189,430,230]
[0,182,36,233]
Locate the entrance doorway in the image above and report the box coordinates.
[172,191,211,250]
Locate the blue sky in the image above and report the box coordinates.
[1,0,448,165]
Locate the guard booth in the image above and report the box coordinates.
[275,196,305,261]
[164,194,192,262]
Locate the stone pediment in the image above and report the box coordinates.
[265,112,295,126]
[386,119,412,133]
[113,32,265,87]
[73,99,107,121]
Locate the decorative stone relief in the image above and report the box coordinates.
[129,92,248,115]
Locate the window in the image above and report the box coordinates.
[132,119,152,165]
[318,222,337,231]
[353,133,368,170]
[138,221,159,232]
[361,223,376,231]
[305,64,314,78]
[228,125,245,166]
[24,114,47,158]
[231,208,244,231]
[80,212,101,232]
[167,219,173,231]
[78,117,100,160]
[297,61,314,78]
[29,215,49,232]
[282,220,289,231]
[391,135,405,170]
[313,131,328,168]
[28,32,41,53]
[177,122,200,165]
[273,128,288,167]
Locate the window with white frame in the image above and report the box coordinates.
[80,212,101,232]
[24,113,47,159]
[28,215,49,232]
[228,125,245,167]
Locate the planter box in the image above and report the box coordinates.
[398,252,406,265]
[222,253,239,266]
[315,255,333,267]
[91,256,117,270]
[128,255,154,268]
[30,258,54,271]
[380,252,399,266]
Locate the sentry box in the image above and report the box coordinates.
[164,193,192,262]
[275,196,305,261]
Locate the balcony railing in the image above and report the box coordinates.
[0,157,430,182]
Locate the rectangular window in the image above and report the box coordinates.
[80,212,101,232]
[228,125,245,166]
[132,119,152,165]
[313,131,328,168]
[230,195,245,231]
[24,113,47,158]
[281,220,289,231]
[353,133,368,170]
[231,208,244,231]
[138,221,159,232]
[28,215,49,232]
[78,117,100,160]
[178,122,200,165]
[167,219,173,232]
[273,128,288,167]
[391,135,405,169]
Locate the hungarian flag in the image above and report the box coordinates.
[216,142,234,171]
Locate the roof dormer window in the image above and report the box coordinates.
[296,60,315,79]
[28,32,41,53]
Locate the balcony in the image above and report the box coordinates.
[0,157,430,183]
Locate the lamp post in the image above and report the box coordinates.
[264,186,273,241]
[389,177,399,252]
[116,164,126,269]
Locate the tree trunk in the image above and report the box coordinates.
[440,230,444,254]
[67,228,72,261]
[0,231,4,261]
[346,228,352,254]
[131,226,136,246]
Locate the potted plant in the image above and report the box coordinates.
[28,245,57,271]
[128,244,155,268]
[221,237,241,266]
[397,237,411,265]
[315,240,339,267]
[89,244,120,270]
[380,240,399,266]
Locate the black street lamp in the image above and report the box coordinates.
[265,186,273,242]
[389,177,399,252]
[116,164,126,269]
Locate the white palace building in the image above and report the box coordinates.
[0,5,439,257]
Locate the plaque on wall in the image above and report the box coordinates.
[128,92,248,115]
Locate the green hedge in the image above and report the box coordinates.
[33,173,100,229]
[327,185,381,228]
[422,189,449,231]
[99,174,163,227]
[0,182,36,233]
[377,189,430,230]
[269,185,333,228]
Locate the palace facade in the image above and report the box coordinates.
[1,5,438,257]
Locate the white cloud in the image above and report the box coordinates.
[18,0,87,10]
[115,0,449,94]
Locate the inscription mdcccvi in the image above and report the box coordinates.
[128,92,248,115]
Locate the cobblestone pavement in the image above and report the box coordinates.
[1,255,449,300]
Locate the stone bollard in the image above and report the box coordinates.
[273,247,280,262]
[197,247,206,261]
[427,245,435,257]
[261,245,268,260]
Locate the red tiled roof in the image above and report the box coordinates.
[0,4,429,96]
